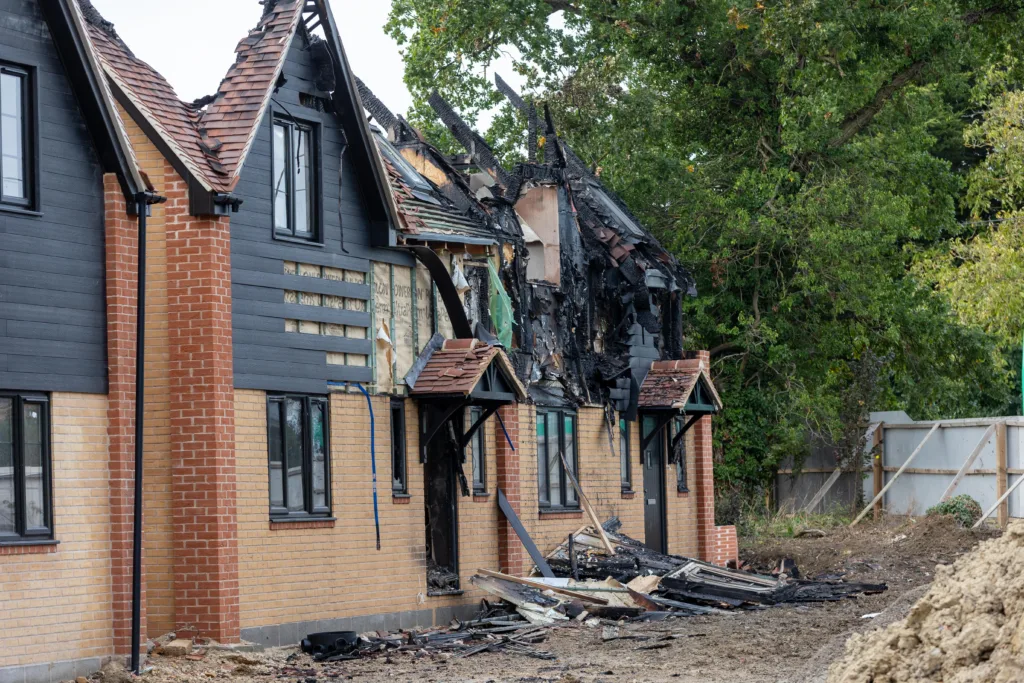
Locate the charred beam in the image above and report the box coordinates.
[428,91,516,191]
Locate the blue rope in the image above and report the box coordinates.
[496,410,516,453]
[353,383,381,551]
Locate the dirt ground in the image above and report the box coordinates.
[98,516,998,683]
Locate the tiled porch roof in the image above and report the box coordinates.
[410,339,525,400]
[638,358,723,411]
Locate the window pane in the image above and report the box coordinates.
[392,406,405,491]
[273,123,289,232]
[1,73,24,199]
[311,400,327,509]
[620,419,629,486]
[564,414,577,506]
[471,408,484,489]
[23,402,45,529]
[547,412,562,507]
[536,412,548,505]
[0,399,14,534]
[268,401,284,508]
[284,398,305,512]
[293,127,313,238]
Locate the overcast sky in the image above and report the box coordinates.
[90,0,415,116]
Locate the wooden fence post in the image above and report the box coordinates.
[997,421,1008,528]
[872,426,884,521]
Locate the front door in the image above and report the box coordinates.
[422,404,462,594]
[642,415,667,553]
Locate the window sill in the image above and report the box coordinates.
[538,508,583,519]
[392,493,412,505]
[427,589,464,597]
[273,232,325,248]
[621,490,636,500]
[0,539,59,555]
[0,204,41,218]
[472,491,490,501]
[269,517,336,530]
[677,488,690,497]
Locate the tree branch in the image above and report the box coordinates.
[710,341,745,358]
[827,61,926,149]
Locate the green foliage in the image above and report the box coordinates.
[927,494,983,528]
[387,0,1024,493]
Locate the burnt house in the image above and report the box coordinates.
[0,1,735,680]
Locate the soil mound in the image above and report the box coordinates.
[827,521,1024,682]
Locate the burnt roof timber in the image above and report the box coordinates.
[428,91,516,192]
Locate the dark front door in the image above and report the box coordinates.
[642,415,668,553]
[422,404,463,594]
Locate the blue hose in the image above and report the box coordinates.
[496,410,516,453]
[352,383,381,550]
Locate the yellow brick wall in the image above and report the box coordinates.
[120,106,176,636]
[235,390,500,630]
[0,393,113,668]
[517,405,700,559]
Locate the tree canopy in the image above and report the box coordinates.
[386,0,1024,492]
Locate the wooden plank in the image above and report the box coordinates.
[997,422,1008,527]
[801,468,842,514]
[974,472,1024,529]
[939,424,997,503]
[560,452,616,555]
[474,568,609,605]
[497,489,555,578]
[852,423,941,527]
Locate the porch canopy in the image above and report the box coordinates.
[637,358,723,452]
[407,336,526,454]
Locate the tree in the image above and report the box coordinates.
[387,0,1022,491]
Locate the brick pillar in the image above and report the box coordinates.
[495,404,525,576]
[692,350,718,563]
[104,174,145,656]
[166,181,239,642]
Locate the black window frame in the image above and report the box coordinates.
[270,113,323,244]
[470,406,487,494]
[536,408,579,511]
[391,399,408,495]
[266,394,331,520]
[0,62,38,214]
[671,416,689,493]
[0,392,53,544]
[620,417,632,492]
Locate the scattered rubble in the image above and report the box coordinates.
[827,520,1024,682]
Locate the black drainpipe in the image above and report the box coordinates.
[131,190,165,675]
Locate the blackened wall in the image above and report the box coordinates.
[0,0,108,394]
[230,35,412,394]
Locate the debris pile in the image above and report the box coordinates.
[302,602,556,663]
[827,521,1024,683]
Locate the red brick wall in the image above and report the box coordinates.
[495,404,524,576]
[166,182,239,643]
[104,174,144,656]
[711,525,739,566]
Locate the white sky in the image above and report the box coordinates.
[90,0,415,116]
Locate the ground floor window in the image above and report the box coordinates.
[0,393,52,543]
[470,406,487,494]
[671,416,688,493]
[267,394,330,518]
[537,408,578,509]
[391,399,407,494]
[620,417,632,491]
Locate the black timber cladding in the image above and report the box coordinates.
[230,36,411,394]
[0,0,108,394]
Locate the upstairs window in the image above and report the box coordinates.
[267,395,330,519]
[391,399,407,494]
[0,65,32,211]
[620,417,632,491]
[0,393,52,544]
[537,408,578,510]
[272,117,318,241]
